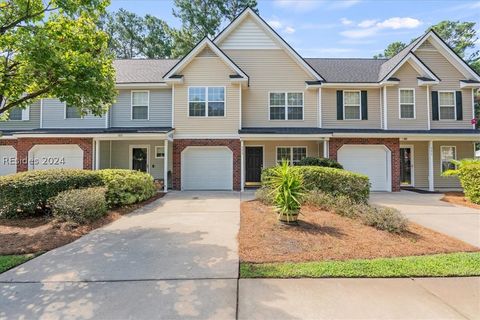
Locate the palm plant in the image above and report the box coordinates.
[266,161,304,224]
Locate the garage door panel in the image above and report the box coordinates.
[182,147,233,190]
[337,145,390,191]
[29,145,84,171]
[0,146,17,176]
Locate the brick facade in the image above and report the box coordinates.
[329,137,401,192]
[173,139,241,191]
[0,138,93,172]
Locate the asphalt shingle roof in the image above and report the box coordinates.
[114,59,178,83]
[305,58,386,83]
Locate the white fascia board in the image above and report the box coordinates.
[214,8,323,81]
[116,83,169,89]
[12,133,171,140]
[239,134,331,141]
[332,132,480,140]
[173,133,240,139]
[320,83,380,88]
[418,79,439,86]
[383,53,439,83]
[460,82,480,89]
[0,135,17,140]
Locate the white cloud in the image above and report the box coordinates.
[340,28,379,39]
[284,26,296,34]
[329,0,361,9]
[273,0,322,12]
[376,17,422,29]
[340,18,354,26]
[268,19,283,29]
[358,19,377,28]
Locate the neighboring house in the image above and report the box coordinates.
[1,8,479,192]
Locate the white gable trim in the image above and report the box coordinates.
[412,31,480,81]
[381,53,439,84]
[163,38,248,81]
[214,8,324,81]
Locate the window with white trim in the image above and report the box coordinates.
[269,92,303,120]
[155,146,165,159]
[399,89,415,119]
[343,91,361,120]
[8,107,23,121]
[276,147,307,165]
[131,91,149,120]
[65,104,81,119]
[439,92,455,120]
[188,87,225,117]
[440,146,456,173]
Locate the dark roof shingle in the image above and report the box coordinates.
[305,58,386,83]
[114,59,178,83]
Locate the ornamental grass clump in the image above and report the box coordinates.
[265,161,304,224]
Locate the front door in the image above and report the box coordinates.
[132,147,148,173]
[400,147,413,186]
[245,146,263,185]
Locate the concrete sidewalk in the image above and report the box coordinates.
[370,191,480,247]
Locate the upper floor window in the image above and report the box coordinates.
[440,146,456,173]
[439,91,455,120]
[131,91,149,120]
[399,89,415,119]
[188,87,225,117]
[7,106,29,121]
[269,92,303,120]
[65,104,81,119]
[343,91,361,120]
[276,147,307,165]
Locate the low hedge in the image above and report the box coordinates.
[50,187,108,224]
[447,161,480,204]
[262,166,370,203]
[98,169,156,207]
[0,169,103,218]
[297,157,343,169]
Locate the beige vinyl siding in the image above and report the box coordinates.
[244,140,322,168]
[218,16,279,50]
[174,57,240,136]
[433,141,473,189]
[197,47,216,57]
[401,141,429,188]
[416,40,436,50]
[321,88,381,129]
[388,63,429,130]
[414,49,473,129]
[224,49,317,128]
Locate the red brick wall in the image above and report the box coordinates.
[0,138,93,172]
[329,138,400,192]
[173,139,241,191]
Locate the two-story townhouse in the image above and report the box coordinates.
[1,8,479,193]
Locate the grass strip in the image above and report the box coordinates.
[241,252,480,278]
[0,254,35,274]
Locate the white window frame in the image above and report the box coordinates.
[155,146,165,159]
[187,86,226,118]
[438,90,456,121]
[343,90,361,120]
[268,91,304,121]
[131,90,150,121]
[64,102,83,120]
[7,106,29,121]
[440,145,457,173]
[398,88,416,119]
[276,146,307,165]
[400,145,415,187]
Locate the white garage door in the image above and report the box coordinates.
[29,145,84,171]
[0,146,17,176]
[337,145,391,191]
[182,147,233,190]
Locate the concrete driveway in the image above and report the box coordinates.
[0,192,240,320]
[370,191,480,247]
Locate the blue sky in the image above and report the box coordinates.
[108,0,480,58]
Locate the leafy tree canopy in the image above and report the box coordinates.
[0,0,116,118]
[373,41,407,59]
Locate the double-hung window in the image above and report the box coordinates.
[131,91,149,120]
[65,104,81,119]
[399,89,415,119]
[439,91,455,120]
[8,107,23,121]
[269,92,303,120]
[276,147,307,165]
[188,87,225,117]
[343,91,361,120]
[440,146,457,173]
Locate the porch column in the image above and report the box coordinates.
[164,139,168,193]
[95,139,100,170]
[428,140,434,191]
[323,140,329,158]
[241,140,245,192]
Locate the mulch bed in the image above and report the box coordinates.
[239,200,479,263]
[441,192,480,210]
[0,193,165,255]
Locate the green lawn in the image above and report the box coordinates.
[0,255,34,274]
[241,252,480,278]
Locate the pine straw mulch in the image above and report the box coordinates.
[441,192,480,210]
[239,200,479,263]
[0,193,165,255]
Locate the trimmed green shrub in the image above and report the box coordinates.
[298,157,343,169]
[98,169,156,207]
[255,187,274,205]
[0,169,103,219]
[262,166,369,203]
[443,159,480,204]
[50,187,108,224]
